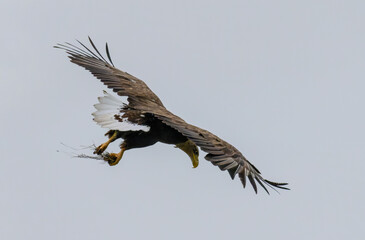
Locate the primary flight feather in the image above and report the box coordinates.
[55,37,289,194]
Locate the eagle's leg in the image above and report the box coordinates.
[94,130,118,155]
[104,143,126,166]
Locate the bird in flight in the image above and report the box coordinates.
[55,37,289,194]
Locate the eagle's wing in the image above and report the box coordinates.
[140,104,289,194]
[55,37,164,109]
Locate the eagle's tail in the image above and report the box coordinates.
[92,91,150,132]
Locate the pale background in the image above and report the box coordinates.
[1,1,364,239]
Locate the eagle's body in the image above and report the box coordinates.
[56,38,289,194]
[105,116,188,149]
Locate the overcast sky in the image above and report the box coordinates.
[1,1,364,239]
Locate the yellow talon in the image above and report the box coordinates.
[104,147,125,166]
[94,131,118,155]
[94,142,109,154]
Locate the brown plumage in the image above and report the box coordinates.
[55,37,289,194]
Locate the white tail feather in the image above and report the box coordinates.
[92,91,150,132]
[94,103,117,111]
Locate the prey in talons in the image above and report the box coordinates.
[94,130,125,166]
[94,130,118,155]
[103,147,125,166]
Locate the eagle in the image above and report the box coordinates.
[55,37,289,194]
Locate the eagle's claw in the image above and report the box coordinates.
[103,148,125,166]
[94,143,108,155]
[104,153,118,166]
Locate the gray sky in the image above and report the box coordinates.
[1,0,364,239]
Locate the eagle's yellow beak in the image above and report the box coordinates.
[190,153,199,168]
[175,140,199,168]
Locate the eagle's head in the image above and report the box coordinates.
[175,140,199,168]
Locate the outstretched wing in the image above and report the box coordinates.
[141,105,289,194]
[55,37,164,109]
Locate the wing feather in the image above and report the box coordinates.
[147,106,289,194]
[54,38,164,108]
